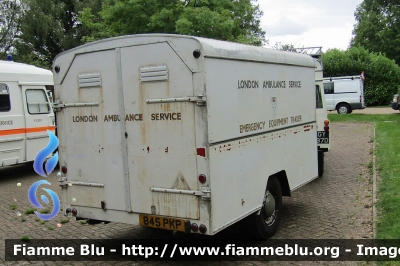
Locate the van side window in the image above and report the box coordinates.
[316,85,323,109]
[0,83,11,112]
[324,82,334,94]
[25,89,50,114]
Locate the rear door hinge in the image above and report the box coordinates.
[200,186,211,200]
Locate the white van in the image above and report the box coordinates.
[323,75,365,114]
[0,60,55,167]
[54,34,318,239]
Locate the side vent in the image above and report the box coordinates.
[78,72,101,88]
[140,65,168,83]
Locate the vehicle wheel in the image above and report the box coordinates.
[247,176,282,239]
[337,104,351,114]
[318,150,324,177]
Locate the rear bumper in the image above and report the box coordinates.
[391,102,399,110]
[349,102,365,110]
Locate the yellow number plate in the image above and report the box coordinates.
[139,214,186,232]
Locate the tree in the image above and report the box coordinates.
[322,46,400,106]
[351,0,400,65]
[13,0,102,68]
[79,0,266,46]
[272,42,297,52]
[0,0,23,59]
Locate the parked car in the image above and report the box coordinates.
[391,94,399,110]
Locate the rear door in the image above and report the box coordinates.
[56,50,128,211]
[21,85,56,161]
[359,79,365,107]
[120,42,199,219]
[57,43,199,218]
[323,82,335,110]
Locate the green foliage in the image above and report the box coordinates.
[322,46,400,106]
[39,208,50,214]
[272,42,297,52]
[21,235,30,242]
[13,0,102,68]
[0,0,23,59]
[351,0,400,65]
[24,208,36,215]
[60,218,69,224]
[11,0,264,67]
[79,0,266,46]
[9,204,17,210]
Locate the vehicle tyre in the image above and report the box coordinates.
[337,103,351,114]
[247,176,282,239]
[318,150,324,177]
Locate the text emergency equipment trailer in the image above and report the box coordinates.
[54,34,318,239]
[0,60,55,167]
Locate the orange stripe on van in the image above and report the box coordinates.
[0,126,56,136]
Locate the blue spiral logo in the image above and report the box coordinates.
[33,130,59,177]
[28,180,60,220]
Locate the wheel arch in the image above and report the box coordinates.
[335,102,351,110]
[271,170,291,197]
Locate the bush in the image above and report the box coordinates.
[322,46,400,106]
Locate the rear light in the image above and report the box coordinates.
[324,120,329,126]
[324,126,329,131]
[360,95,362,103]
[71,208,78,216]
[61,166,67,174]
[66,208,71,214]
[191,223,199,232]
[198,174,206,183]
[394,95,399,102]
[199,224,207,234]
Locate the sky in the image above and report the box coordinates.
[258,0,364,52]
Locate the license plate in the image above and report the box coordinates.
[317,131,330,144]
[139,214,186,232]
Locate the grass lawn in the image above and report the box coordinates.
[328,113,400,239]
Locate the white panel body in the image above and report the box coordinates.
[53,34,318,235]
[204,57,317,233]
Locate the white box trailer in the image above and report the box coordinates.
[0,60,55,167]
[53,34,318,239]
